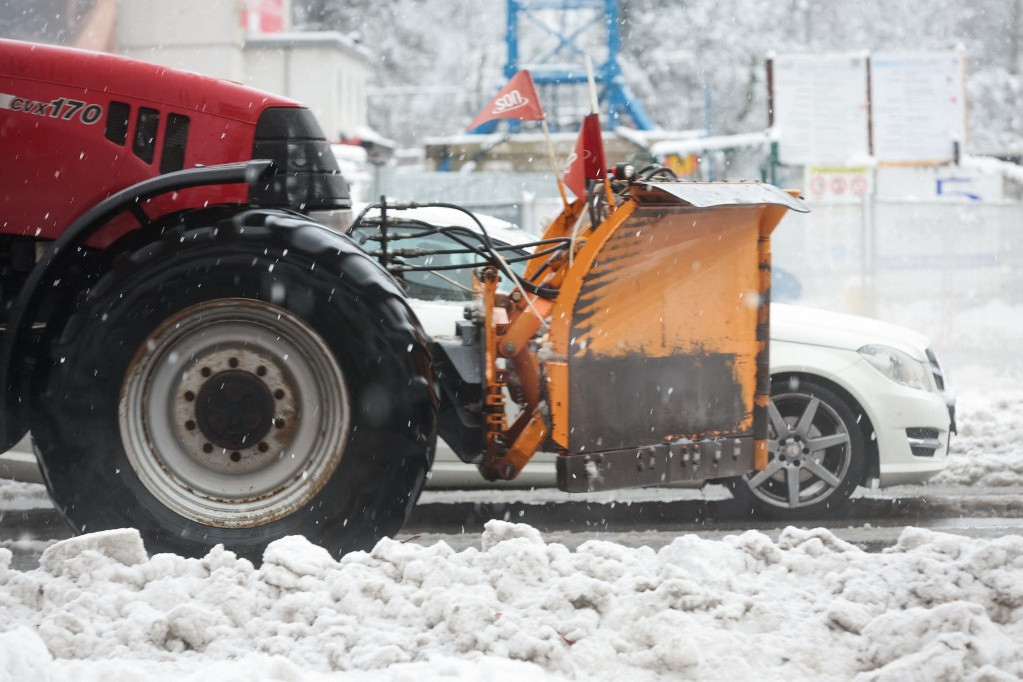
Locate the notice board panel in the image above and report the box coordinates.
[771,53,870,166]
[871,51,967,165]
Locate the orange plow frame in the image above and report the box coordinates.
[478,182,807,493]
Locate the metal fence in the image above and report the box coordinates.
[376,170,563,233]
[774,199,1023,364]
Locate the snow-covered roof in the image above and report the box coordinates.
[960,155,1023,185]
[650,131,772,158]
[244,31,370,63]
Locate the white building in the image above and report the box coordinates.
[243,32,369,140]
[115,0,368,140]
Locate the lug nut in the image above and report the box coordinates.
[230,451,241,462]
[202,443,213,453]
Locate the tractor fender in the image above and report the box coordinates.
[0,160,276,450]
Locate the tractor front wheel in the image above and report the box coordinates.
[30,210,436,560]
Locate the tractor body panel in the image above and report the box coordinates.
[0,39,336,247]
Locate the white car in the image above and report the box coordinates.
[357,207,956,519]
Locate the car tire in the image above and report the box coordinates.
[728,377,864,519]
[30,210,436,561]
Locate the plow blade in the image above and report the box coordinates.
[549,182,807,493]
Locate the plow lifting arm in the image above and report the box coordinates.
[480,289,553,481]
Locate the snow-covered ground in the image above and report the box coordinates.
[1,521,1022,681]
[0,364,1022,680]
[931,364,1023,489]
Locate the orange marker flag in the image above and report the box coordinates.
[468,70,545,130]
[563,113,607,200]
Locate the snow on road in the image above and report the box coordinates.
[0,366,1021,680]
[1,521,1022,681]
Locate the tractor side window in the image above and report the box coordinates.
[160,113,190,174]
[105,101,130,145]
[132,107,160,164]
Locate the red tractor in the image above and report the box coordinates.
[0,39,804,560]
[1,39,436,558]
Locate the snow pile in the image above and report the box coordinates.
[936,300,1023,361]
[933,371,1023,487]
[0,479,49,511]
[1,522,1022,681]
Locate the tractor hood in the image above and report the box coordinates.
[771,302,931,361]
[1,39,297,124]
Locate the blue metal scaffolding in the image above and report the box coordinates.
[471,0,654,133]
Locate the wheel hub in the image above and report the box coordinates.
[751,391,854,511]
[174,346,297,476]
[120,299,350,528]
[195,370,275,450]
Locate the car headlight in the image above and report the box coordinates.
[858,344,932,391]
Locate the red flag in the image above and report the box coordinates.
[468,70,545,130]
[563,114,607,200]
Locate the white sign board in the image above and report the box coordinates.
[806,166,874,204]
[772,53,870,166]
[871,52,967,164]
[875,166,1002,202]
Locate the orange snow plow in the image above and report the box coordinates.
[466,178,808,492]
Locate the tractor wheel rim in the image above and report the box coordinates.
[120,298,350,528]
